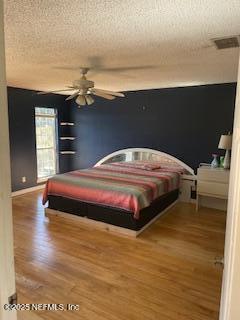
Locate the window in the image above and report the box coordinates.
[35,107,58,180]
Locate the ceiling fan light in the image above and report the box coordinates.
[85,95,94,105]
[75,95,86,106]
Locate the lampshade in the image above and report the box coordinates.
[218,134,232,150]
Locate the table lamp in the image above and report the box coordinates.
[218,133,232,169]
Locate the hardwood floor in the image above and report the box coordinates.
[13,191,226,320]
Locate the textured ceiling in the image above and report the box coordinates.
[4,0,240,93]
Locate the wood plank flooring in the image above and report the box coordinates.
[12,191,226,320]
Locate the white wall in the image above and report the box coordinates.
[0,0,17,319]
[219,54,240,320]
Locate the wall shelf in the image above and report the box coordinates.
[60,137,76,140]
[60,122,75,126]
[60,120,76,157]
[60,151,76,155]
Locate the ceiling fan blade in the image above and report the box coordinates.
[37,88,74,95]
[104,66,153,72]
[53,66,87,71]
[92,88,124,97]
[54,56,153,77]
[87,57,153,73]
[92,90,116,100]
[85,95,94,105]
[76,95,86,106]
[65,91,79,101]
[67,86,78,89]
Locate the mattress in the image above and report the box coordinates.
[43,161,182,219]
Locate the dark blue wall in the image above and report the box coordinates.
[8,87,71,191]
[70,83,236,172]
[8,83,236,192]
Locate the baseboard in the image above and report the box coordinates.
[11,184,45,197]
[200,196,227,211]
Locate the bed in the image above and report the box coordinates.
[44,148,195,236]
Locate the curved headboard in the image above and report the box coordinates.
[95,148,194,176]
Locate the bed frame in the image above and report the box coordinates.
[45,189,179,237]
[45,201,178,237]
[45,148,195,237]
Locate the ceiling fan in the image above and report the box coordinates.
[37,67,125,106]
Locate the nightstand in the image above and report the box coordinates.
[196,166,230,211]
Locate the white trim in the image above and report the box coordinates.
[35,108,58,179]
[35,113,56,118]
[37,176,51,183]
[219,55,240,320]
[0,1,17,317]
[182,174,197,180]
[45,200,178,237]
[11,184,45,197]
[95,148,194,175]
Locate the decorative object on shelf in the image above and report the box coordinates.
[219,156,225,168]
[37,68,125,107]
[211,154,219,168]
[218,132,232,169]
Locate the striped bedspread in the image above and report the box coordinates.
[43,163,181,219]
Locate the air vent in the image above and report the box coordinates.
[212,36,240,49]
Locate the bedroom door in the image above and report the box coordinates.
[219,54,240,320]
[0,1,17,319]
